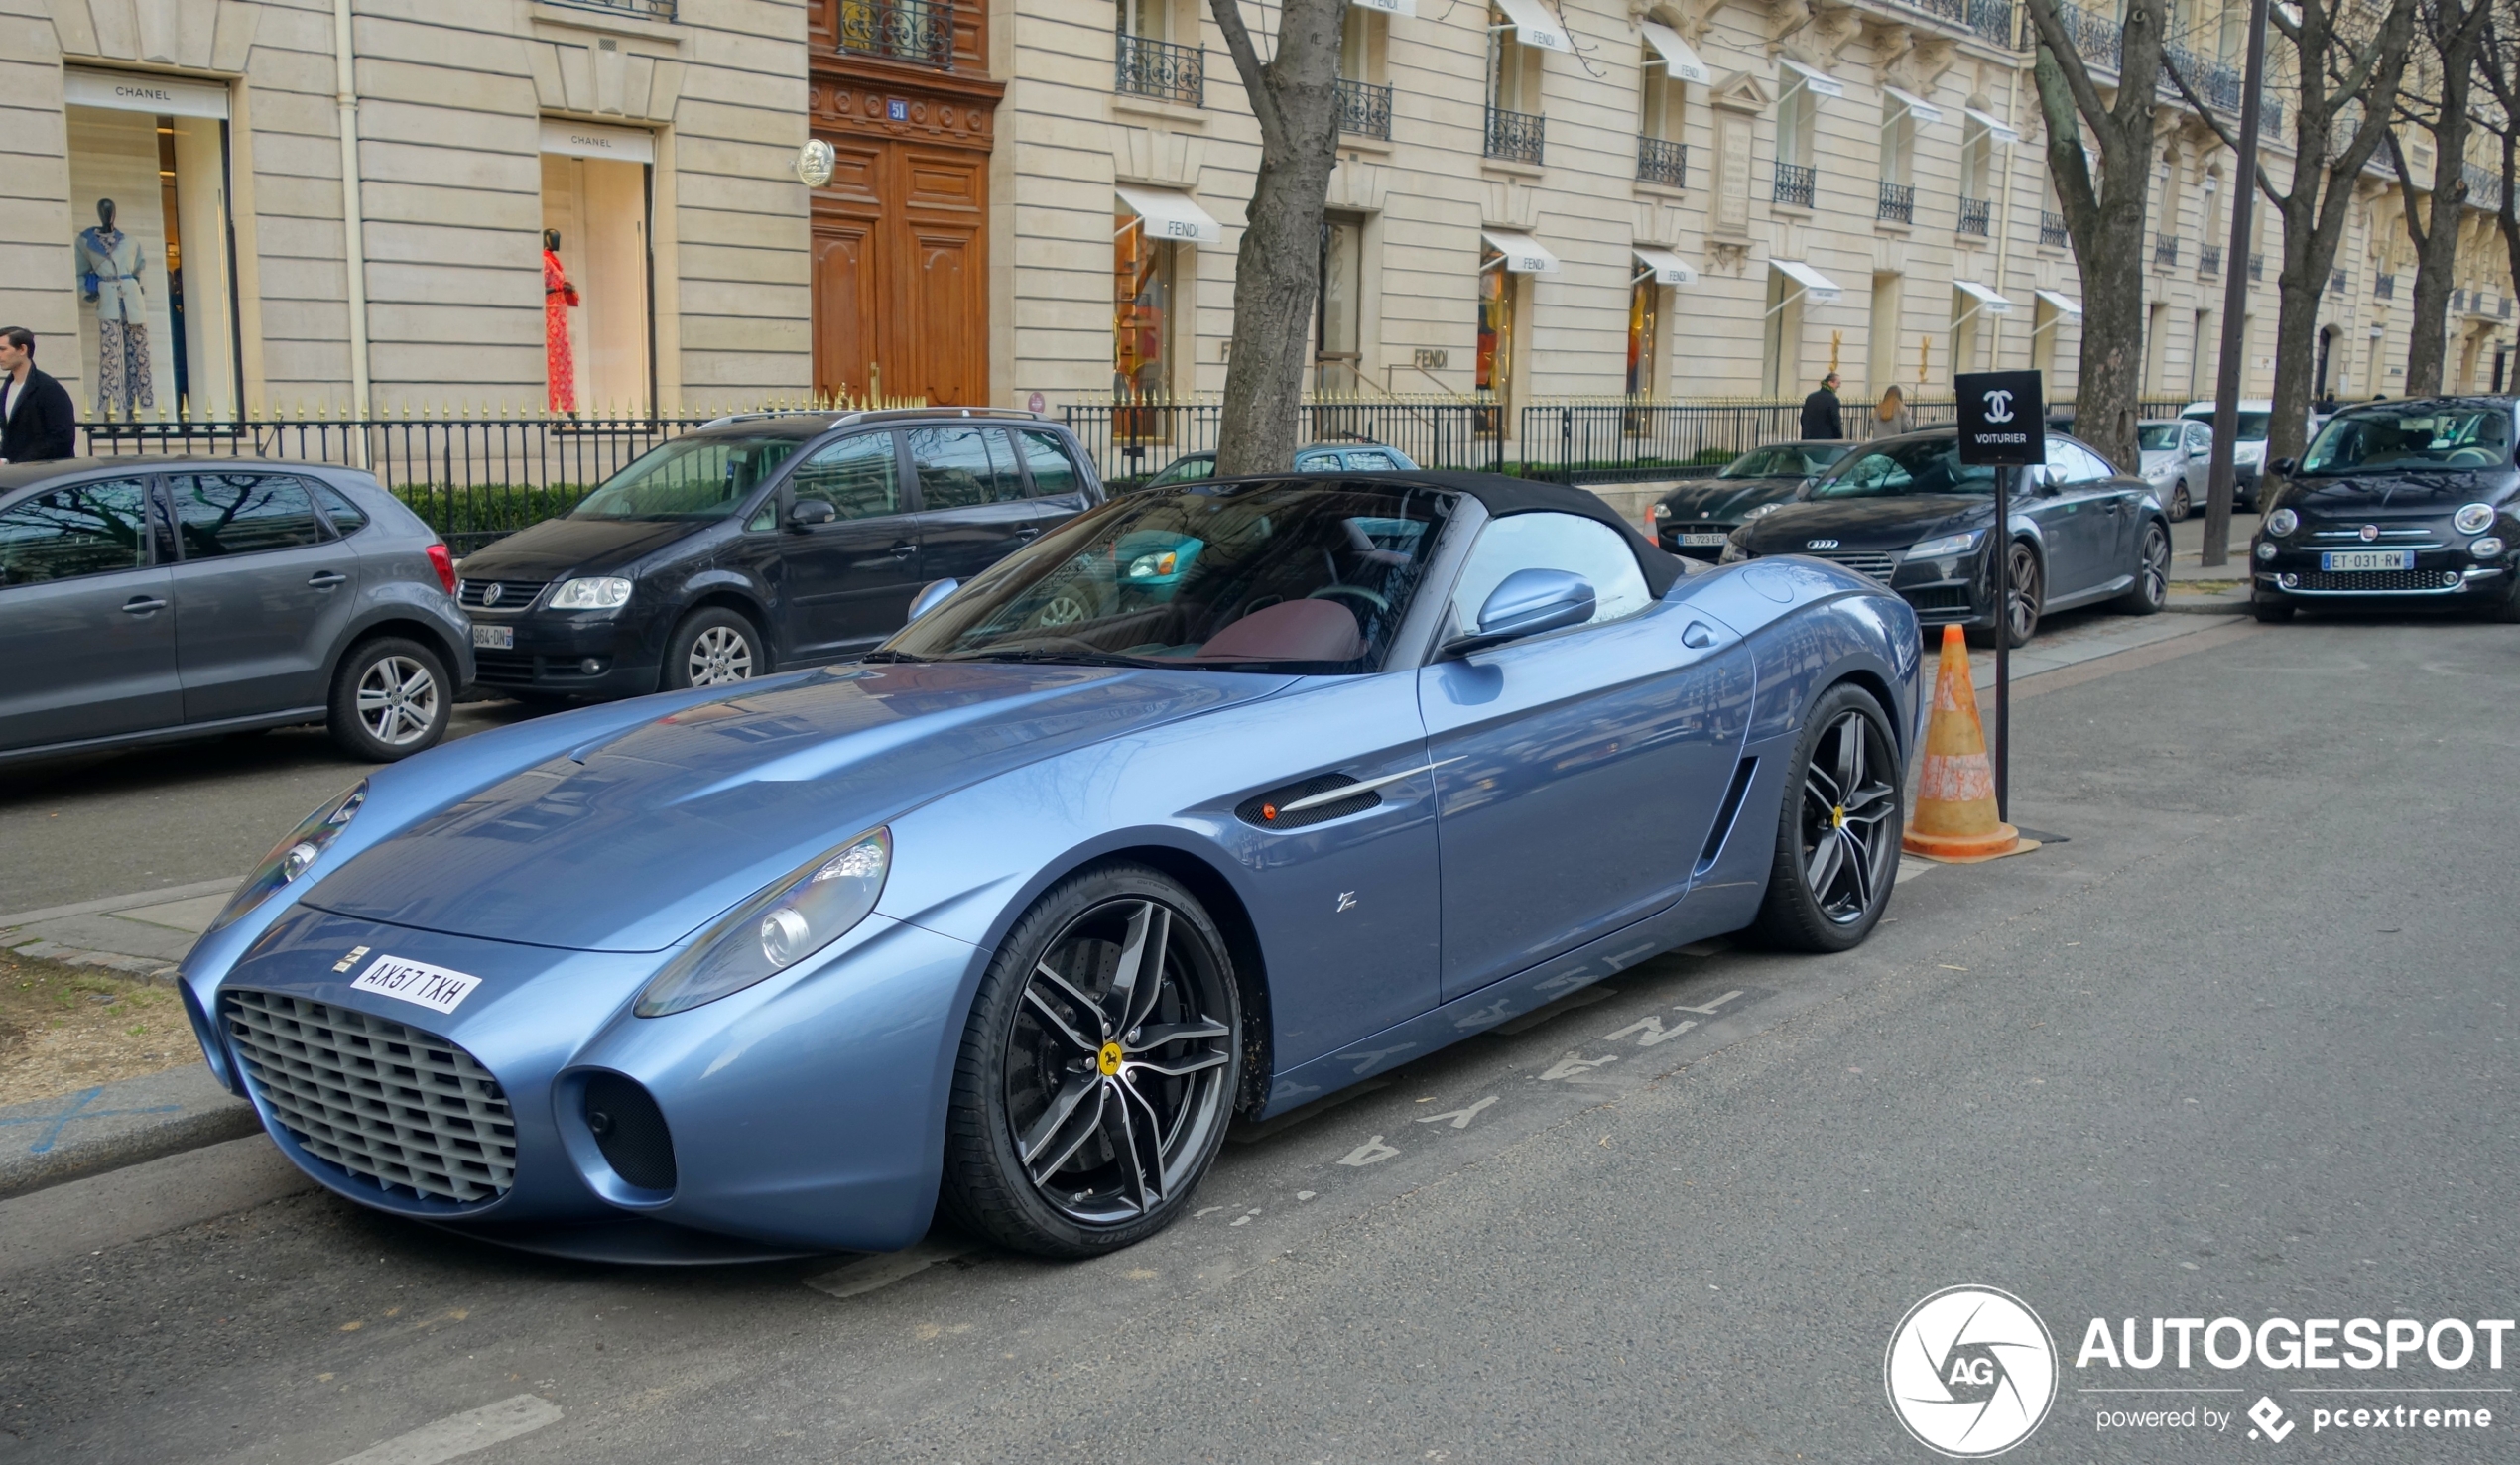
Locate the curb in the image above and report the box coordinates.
[0,1063,261,1203]
[2165,597,2252,615]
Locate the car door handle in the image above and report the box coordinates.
[1683,620,1717,649]
[1014,526,1043,542]
[121,596,168,614]
[888,543,916,559]
[308,570,348,588]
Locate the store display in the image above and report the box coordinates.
[75,198,153,416]
[544,229,580,414]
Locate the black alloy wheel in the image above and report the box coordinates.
[1750,683,1901,952]
[1968,541,2042,648]
[2117,522,2170,615]
[2169,484,2193,522]
[942,865,1240,1257]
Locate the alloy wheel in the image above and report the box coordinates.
[2004,543,2042,644]
[686,625,754,685]
[1004,898,1235,1226]
[1796,709,1899,923]
[355,656,440,747]
[2138,525,2170,607]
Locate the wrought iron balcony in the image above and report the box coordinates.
[2374,273,2395,300]
[1886,0,2017,45]
[2464,162,2506,212]
[2249,253,2264,282]
[1336,78,1392,140]
[546,0,677,17]
[1117,33,1202,107]
[1485,105,1544,165]
[2153,235,2179,269]
[2328,268,2347,296]
[1773,161,1816,208]
[2198,243,2221,275]
[1877,181,1915,224]
[1957,196,1992,236]
[1636,135,1687,188]
[835,0,953,68]
[2040,210,2069,247]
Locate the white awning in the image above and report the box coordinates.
[2033,288,2084,317]
[1493,0,1573,53]
[1481,229,1560,274]
[1116,185,1222,245]
[1351,0,1416,14]
[65,67,229,119]
[1952,280,2014,313]
[1770,258,1842,304]
[1962,106,2022,145]
[1639,21,1713,84]
[1882,85,1944,125]
[1632,246,1699,286]
[1777,57,1844,98]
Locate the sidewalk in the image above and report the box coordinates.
[0,877,238,983]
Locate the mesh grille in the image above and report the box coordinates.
[457,578,548,610]
[1812,550,1897,581]
[223,989,517,1204]
[2290,569,2462,593]
[1901,585,1973,612]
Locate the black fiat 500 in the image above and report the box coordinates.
[453,409,1103,699]
[1648,440,1853,560]
[2249,397,2519,623]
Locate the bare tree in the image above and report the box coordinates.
[2021,0,2172,474]
[2476,4,2520,382]
[1206,0,1350,475]
[2383,0,2495,395]
[2166,0,2420,463]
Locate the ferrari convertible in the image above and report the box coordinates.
[177,472,1922,1263]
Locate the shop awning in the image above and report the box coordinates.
[1493,0,1573,53]
[1777,57,1845,98]
[1116,185,1222,245]
[1632,246,1699,286]
[1351,0,1416,14]
[1962,106,2022,145]
[1639,21,1713,84]
[2033,289,2084,317]
[1482,229,1560,274]
[1882,85,1944,125]
[1952,280,2014,313]
[1770,258,1842,304]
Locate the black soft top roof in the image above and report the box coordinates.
[1385,470,1691,596]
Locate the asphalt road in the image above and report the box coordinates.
[4,612,2516,1464]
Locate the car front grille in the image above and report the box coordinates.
[222,988,518,1205]
[2285,569,2464,593]
[1901,585,1974,613]
[457,578,548,610]
[2306,529,2443,549]
[469,650,541,687]
[1810,550,1898,581]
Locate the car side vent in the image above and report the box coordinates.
[1695,756,1760,874]
[583,1071,677,1193]
[1237,773,1382,831]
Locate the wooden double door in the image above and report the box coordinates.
[811,137,987,407]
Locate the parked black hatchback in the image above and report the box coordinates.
[453,409,1104,698]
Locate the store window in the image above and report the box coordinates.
[1317,213,1365,392]
[1477,248,1519,417]
[63,69,239,420]
[1625,274,1660,398]
[539,120,656,416]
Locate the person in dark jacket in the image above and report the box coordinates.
[0,327,78,464]
[1800,371,1845,439]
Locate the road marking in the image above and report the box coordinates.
[1602,1015,1698,1047]
[1895,859,1935,885]
[804,1239,971,1299]
[1673,990,1744,1016]
[1336,1135,1400,1166]
[1494,986,1619,1035]
[1538,1053,1619,1081]
[1414,1096,1498,1129]
[327,1395,562,1465]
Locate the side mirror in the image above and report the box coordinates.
[1444,568,1595,657]
[906,577,959,622]
[788,498,837,530]
[2271,457,2298,478]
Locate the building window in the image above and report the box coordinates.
[1626,274,1662,398]
[1637,44,1686,187]
[1949,286,1982,381]
[1337,9,1392,139]
[541,123,658,415]
[1115,203,1178,415]
[1866,273,1901,403]
[1485,12,1544,164]
[1877,95,1915,224]
[1774,77,1816,195]
[1761,267,1803,398]
[831,0,956,69]
[1958,114,1994,235]
[1477,247,1522,414]
[1116,0,1201,106]
[1317,213,1366,391]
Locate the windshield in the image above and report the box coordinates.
[1145,455,1216,488]
[2301,406,2514,473]
[886,480,1451,672]
[1721,444,1849,478]
[2137,425,2182,451]
[2187,411,2269,442]
[1811,438,1998,499]
[569,435,807,521]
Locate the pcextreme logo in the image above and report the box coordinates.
[1886,1285,2060,1457]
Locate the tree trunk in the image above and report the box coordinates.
[1208,0,1348,477]
[2395,0,2489,397]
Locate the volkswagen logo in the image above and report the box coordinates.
[2358,524,2380,542]
[1807,539,1840,549]
[481,582,504,606]
[1885,1285,2058,1457]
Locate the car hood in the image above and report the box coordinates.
[2280,471,2517,516]
[453,515,707,580]
[1736,496,1990,555]
[301,663,1295,952]
[1656,476,1806,521]
[2138,450,2179,474]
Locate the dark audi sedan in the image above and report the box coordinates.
[2249,397,2517,622]
[1726,427,2171,646]
[1648,440,1853,559]
[454,409,1103,698]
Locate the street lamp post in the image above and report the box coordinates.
[2200,0,2270,567]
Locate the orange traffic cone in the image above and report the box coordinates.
[1902,625,2037,862]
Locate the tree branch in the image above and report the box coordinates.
[2020,0,2116,131]
[1207,0,1283,141]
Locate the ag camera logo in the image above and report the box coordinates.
[1886,1285,2059,1456]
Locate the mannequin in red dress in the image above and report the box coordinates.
[543,229,580,413]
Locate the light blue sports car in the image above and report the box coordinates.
[177,473,1922,1262]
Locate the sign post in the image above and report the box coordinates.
[1953,370,2046,820]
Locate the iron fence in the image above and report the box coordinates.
[2153,236,2180,269]
[834,0,954,67]
[1774,161,1817,208]
[1062,399,1508,486]
[1484,105,1544,165]
[1336,78,1392,140]
[2197,243,2222,275]
[1116,33,1201,106]
[1516,400,1964,484]
[1878,181,1916,224]
[2040,210,2070,247]
[1957,196,1992,235]
[1637,135,1687,188]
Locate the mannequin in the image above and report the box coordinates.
[75,198,153,416]
[543,227,580,414]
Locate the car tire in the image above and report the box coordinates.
[661,607,764,690]
[2168,485,2192,522]
[326,637,451,762]
[1965,541,2042,649]
[939,863,1242,1259]
[2251,593,2295,623]
[1747,683,1902,954]
[2116,522,2170,616]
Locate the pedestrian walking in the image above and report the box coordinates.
[0,327,78,464]
[1801,371,1845,439]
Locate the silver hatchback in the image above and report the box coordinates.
[0,458,474,765]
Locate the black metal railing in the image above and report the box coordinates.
[1484,105,1544,164]
[1637,135,1687,188]
[1066,399,1507,485]
[2374,273,2395,300]
[2329,267,2347,296]
[2153,235,2179,268]
[546,0,677,18]
[1774,161,1816,207]
[1116,32,1202,107]
[2198,243,2222,275]
[1520,400,1963,483]
[1336,77,1392,140]
[1957,196,1992,235]
[1878,181,1916,223]
[2249,252,2264,281]
[2464,162,2505,211]
[834,0,953,67]
[1887,0,2017,45]
[2041,210,2070,247]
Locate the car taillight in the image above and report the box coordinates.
[426,543,457,595]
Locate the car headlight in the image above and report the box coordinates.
[549,576,634,610]
[1742,502,1785,521]
[1907,530,1985,558]
[2471,536,2506,558]
[634,828,891,1017]
[207,782,369,935]
[2264,508,2299,537]
[1650,503,1671,520]
[1127,551,1180,579]
[2453,503,2495,535]
[2256,540,2278,560]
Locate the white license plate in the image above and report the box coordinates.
[2320,550,2412,571]
[1678,533,1730,547]
[472,624,514,650]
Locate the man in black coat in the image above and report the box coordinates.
[0,328,79,464]
[1799,371,1845,440]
